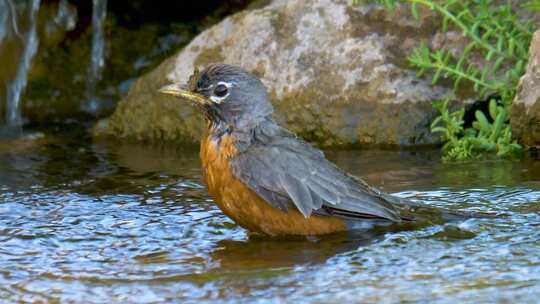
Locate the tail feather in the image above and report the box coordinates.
[385,194,496,223]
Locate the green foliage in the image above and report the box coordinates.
[354,0,536,160]
[431,99,521,161]
[522,0,540,11]
[404,1,532,103]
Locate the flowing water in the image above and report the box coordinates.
[1,0,40,130]
[0,0,236,132]
[0,0,107,131]
[85,0,107,113]
[0,127,539,303]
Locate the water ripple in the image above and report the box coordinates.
[0,138,539,302]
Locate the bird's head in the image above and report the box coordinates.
[159,64,274,130]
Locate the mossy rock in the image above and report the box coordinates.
[96,0,479,148]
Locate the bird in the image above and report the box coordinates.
[159,63,482,236]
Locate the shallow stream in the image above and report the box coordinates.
[0,127,539,303]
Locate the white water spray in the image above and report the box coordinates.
[5,0,40,127]
[0,1,10,42]
[85,0,107,112]
[0,0,21,43]
[53,0,76,31]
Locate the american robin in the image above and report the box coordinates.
[160,64,479,236]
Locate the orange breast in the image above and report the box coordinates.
[200,130,347,236]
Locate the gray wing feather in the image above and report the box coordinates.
[230,132,402,222]
[280,173,313,217]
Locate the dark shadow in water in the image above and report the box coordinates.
[207,209,495,272]
[209,230,393,271]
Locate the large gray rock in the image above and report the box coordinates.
[95,0,475,147]
[511,30,540,148]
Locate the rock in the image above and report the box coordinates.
[96,0,477,147]
[94,56,205,143]
[511,30,540,148]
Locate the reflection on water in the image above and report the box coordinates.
[0,127,539,303]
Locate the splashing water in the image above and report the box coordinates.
[0,132,539,303]
[0,0,20,42]
[85,0,107,113]
[4,0,40,128]
[52,0,76,32]
[0,2,11,42]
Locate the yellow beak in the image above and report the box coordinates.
[159,84,209,105]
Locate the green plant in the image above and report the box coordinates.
[523,0,540,11]
[431,99,521,161]
[430,99,471,161]
[354,0,536,160]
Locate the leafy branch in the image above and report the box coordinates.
[353,0,534,160]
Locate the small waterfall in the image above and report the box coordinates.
[85,0,107,113]
[0,1,14,42]
[1,0,107,134]
[4,0,40,128]
[52,0,76,33]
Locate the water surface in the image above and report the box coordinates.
[0,128,539,303]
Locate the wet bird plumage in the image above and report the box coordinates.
[200,126,347,235]
[161,63,481,236]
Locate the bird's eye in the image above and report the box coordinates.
[214,84,228,97]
